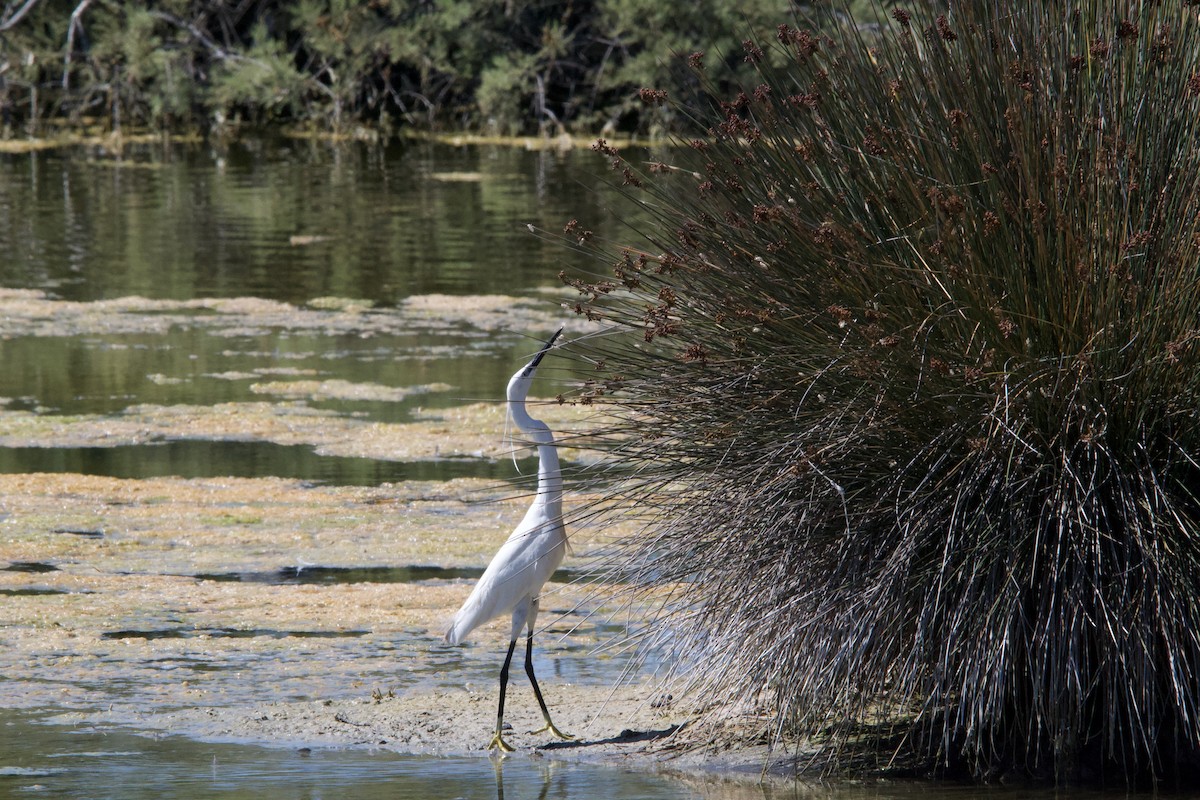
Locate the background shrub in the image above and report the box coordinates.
[0,0,891,135]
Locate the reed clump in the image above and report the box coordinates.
[561,2,1200,786]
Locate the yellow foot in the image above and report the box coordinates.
[488,732,515,753]
[532,721,573,741]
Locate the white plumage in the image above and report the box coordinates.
[445,328,572,751]
[443,508,566,646]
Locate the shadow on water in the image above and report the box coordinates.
[0,711,709,800]
[100,628,371,641]
[0,441,538,486]
[0,588,69,596]
[0,561,59,573]
[191,564,581,585]
[538,725,682,751]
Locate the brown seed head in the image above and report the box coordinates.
[591,138,619,157]
[639,88,669,105]
[936,15,957,42]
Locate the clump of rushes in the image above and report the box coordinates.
[561,2,1200,786]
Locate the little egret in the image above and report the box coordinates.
[445,328,572,752]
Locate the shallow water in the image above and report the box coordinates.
[0,711,711,800]
[0,138,628,431]
[1,711,1130,800]
[0,440,534,484]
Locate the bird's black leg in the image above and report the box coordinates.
[525,633,572,740]
[489,638,519,752]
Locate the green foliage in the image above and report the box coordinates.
[477,52,540,135]
[0,0,825,134]
[86,5,198,126]
[564,1,1200,786]
[209,23,310,124]
[594,0,795,124]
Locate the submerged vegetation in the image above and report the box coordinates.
[563,1,1200,787]
[0,0,889,137]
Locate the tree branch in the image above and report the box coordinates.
[61,0,93,90]
[147,10,235,62]
[0,0,43,32]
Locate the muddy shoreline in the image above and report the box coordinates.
[0,470,803,787]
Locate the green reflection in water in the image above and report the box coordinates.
[0,712,705,800]
[0,139,625,304]
[0,441,537,484]
[0,711,1109,800]
[0,326,537,420]
[0,139,620,487]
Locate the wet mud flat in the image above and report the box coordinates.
[0,469,627,701]
[0,471,805,783]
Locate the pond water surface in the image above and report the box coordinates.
[0,137,624,427]
[0,711,710,800]
[0,138,734,798]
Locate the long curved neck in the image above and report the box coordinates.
[508,374,562,507]
[505,329,563,509]
[506,357,561,506]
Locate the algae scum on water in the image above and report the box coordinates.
[0,287,697,771]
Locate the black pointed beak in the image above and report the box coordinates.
[523,327,562,376]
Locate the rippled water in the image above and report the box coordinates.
[0,440,534,484]
[0,138,618,303]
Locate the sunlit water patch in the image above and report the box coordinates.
[100,628,372,640]
[3,627,644,719]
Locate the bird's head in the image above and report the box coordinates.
[508,327,562,404]
[521,327,562,378]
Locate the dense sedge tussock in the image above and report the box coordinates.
[558,1,1200,786]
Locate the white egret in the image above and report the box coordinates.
[445,328,572,752]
